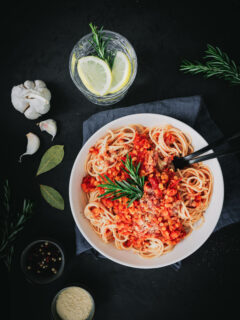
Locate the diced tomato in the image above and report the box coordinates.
[164,132,175,145]
[81,175,97,192]
[81,131,194,249]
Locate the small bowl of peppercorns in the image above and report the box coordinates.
[20,239,65,284]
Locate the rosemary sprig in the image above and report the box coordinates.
[98,155,145,207]
[180,44,240,85]
[88,22,115,68]
[0,180,34,271]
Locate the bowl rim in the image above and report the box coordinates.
[69,113,224,269]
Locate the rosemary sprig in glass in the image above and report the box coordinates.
[98,155,145,207]
[180,44,240,85]
[88,22,115,68]
[0,180,34,271]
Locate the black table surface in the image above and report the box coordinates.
[2,1,240,319]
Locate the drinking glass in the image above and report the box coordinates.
[69,30,137,106]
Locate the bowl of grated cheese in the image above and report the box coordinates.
[51,286,95,320]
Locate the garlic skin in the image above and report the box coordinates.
[19,132,40,162]
[11,80,51,120]
[38,119,57,140]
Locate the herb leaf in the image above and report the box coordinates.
[89,23,115,69]
[0,180,34,271]
[36,145,64,176]
[98,155,145,207]
[40,185,64,211]
[180,44,240,85]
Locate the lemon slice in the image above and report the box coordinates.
[77,56,112,96]
[71,53,77,75]
[109,51,131,94]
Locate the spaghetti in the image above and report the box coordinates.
[81,125,213,258]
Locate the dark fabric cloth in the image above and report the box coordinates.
[75,96,240,269]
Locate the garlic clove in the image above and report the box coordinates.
[11,85,29,113]
[19,132,40,162]
[24,107,42,120]
[24,80,35,89]
[35,80,47,88]
[38,119,57,140]
[30,98,51,115]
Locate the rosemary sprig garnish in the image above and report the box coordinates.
[88,22,115,68]
[98,155,145,207]
[180,44,240,85]
[0,180,34,271]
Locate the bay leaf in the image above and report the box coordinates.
[40,185,64,210]
[37,145,64,176]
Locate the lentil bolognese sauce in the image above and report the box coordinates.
[81,125,213,258]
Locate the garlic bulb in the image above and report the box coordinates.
[38,119,57,140]
[11,80,51,120]
[19,133,40,162]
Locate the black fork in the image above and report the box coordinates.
[172,131,240,169]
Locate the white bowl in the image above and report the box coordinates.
[69,114,224,268]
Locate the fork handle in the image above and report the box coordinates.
[189,147,240,164]
[185,131,240,160]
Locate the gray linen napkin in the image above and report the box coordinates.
[75,95,240,269]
